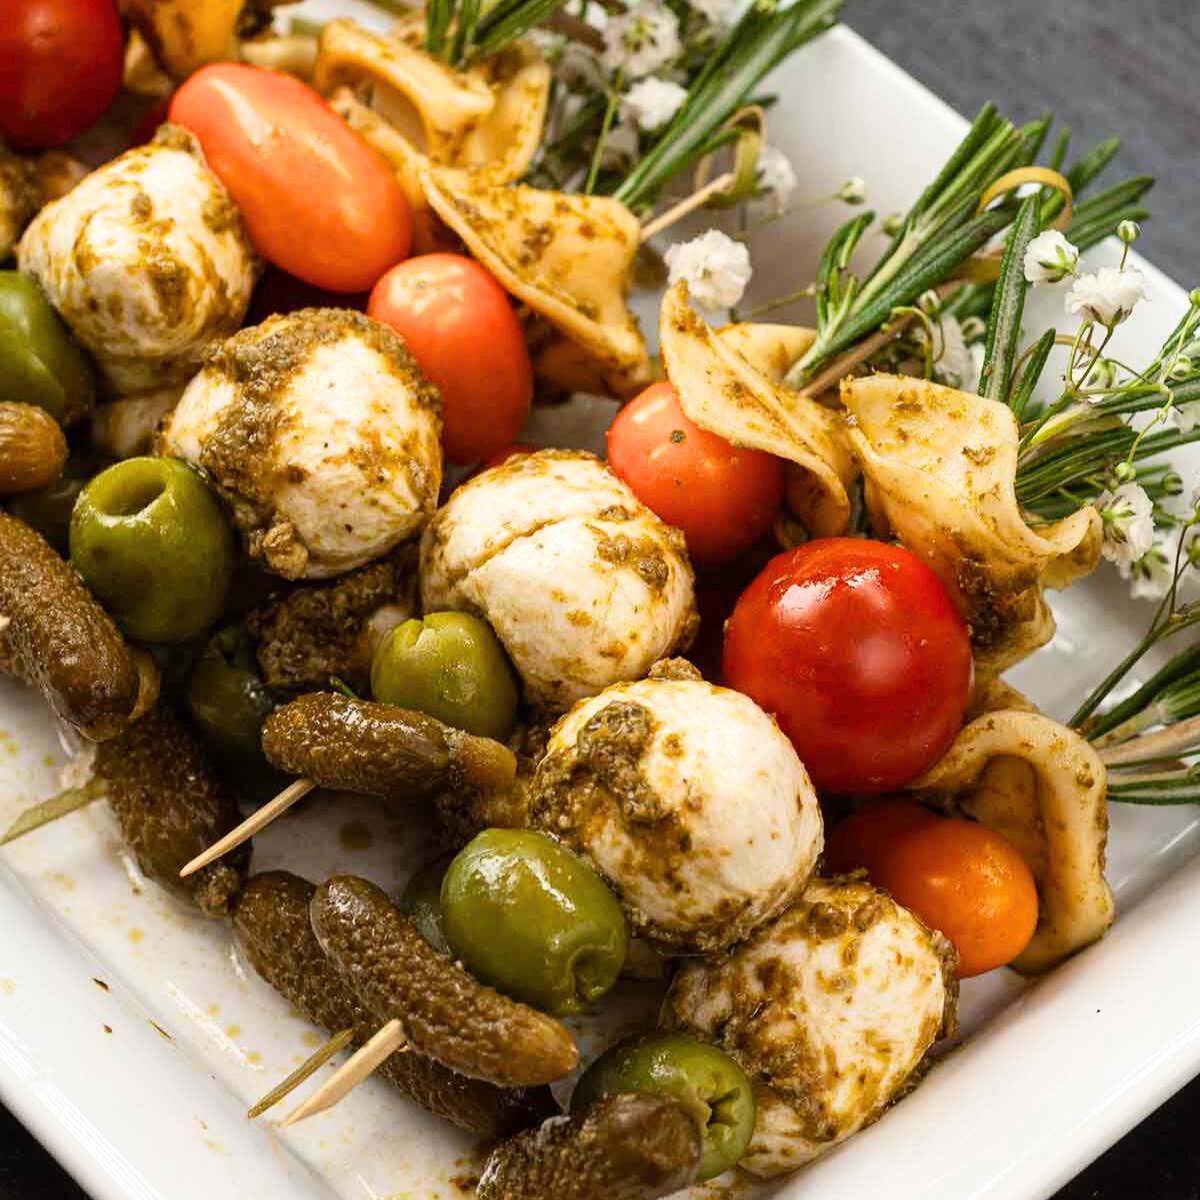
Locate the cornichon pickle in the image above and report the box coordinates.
[477,1093,702,1200]
[232,871,554,1138]
[571,1032,755,1181]
[0,509,155,740]
[399,856,452,955]
[96,706,249,917]
[261,692,517,799]
[309,875,579,1088]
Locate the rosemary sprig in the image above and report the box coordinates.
[425,0,568,66]
[785,105,1033,387]
[978,194,1040,403]
[612,0,842,211]
[1085,641,1200,743]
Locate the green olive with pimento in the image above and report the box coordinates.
[440,828,628,1017]
[69,456,236,643]
[571,1031,756,1181]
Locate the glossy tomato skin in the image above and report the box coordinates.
[607,382,784,566]
[0,0,124,150]
[723,538,972,794]
[169,64,412,292]
[873,813,1038,977]
[368,254,532,465]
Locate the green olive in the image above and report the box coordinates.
[399,856,452,955]
[441,828,628,1017]
[571,1032,755,1182]
[0,272,95,426]
[69,457,236,643]
[185,625,277,778]
[370,611,519,740]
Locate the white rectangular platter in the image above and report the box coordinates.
[2,10,1199,1200]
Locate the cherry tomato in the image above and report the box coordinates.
[723,538,972,794]
[834,804,1039,977]
[368,254,532,465]
[0,0,124,150]
[247,268,368,326]
[169,64,412,293]
[824,798,940,877]
[606,382,784,566]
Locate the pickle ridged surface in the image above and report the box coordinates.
[477,1093,701,1200]
[310,875,579,1087]
[232,872,554,1138]
[0,510,140,740]
[97,706,248,916]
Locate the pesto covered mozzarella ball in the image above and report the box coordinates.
[161,308,442,580]
[17,126,258,393]
[420,450,697,711]
[663,877,957,1177]
[530,667,822,951]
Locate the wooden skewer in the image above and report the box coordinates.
[640,172,736,244]
[1,781,103,846]
[179,778,316,878]
[247,1028,355,1120]
[280,1019,408,1129]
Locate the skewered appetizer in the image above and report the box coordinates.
[0,3,1189,1197]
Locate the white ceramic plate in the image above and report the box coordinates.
[2,11,1198,1200]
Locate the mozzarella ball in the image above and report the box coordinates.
[663,877,957,1177]
[91,388,182,460]
[162,308,442,580]
[421,450,696,710]
[17,126,258,393]
[530,668,823,951]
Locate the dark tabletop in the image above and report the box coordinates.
[3,1,1199,1197]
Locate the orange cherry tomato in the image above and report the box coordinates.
[606,382,784,566]
[168,63,412,292]
[368,254,533,465]
[832,802,1039,977]
[824,798,940,878]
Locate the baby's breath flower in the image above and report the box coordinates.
[602,2,680,77]
[688,0,739,27]
[1117,219,1142,245]
[1023,229,1079,284]
[1130,540,1173,600]
[1085,357,1120,389]
[665,229,752,312]
[621,77,688,131]
[755,146,797,212]
[1067,266,1149,327]
[836,176,867,205]
[1097,482,1156,571]
[1173,399,1199,434]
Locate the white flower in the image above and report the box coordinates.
[1130,541,1172,600]
[621,77,687,132]
[1067,266,1149,327]
[930,315,978,392]
[665,229,752,312]
[1096,482,1156,571]
[602,2,680,77]
[1173,400,1199,434]
[1023,230,1079,284]
[689,0,739,26]
[755,147,796,212]
[836,176,867,205]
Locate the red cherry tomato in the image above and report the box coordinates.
[723,538,973,794]
[824,798,940,877]
[247,268,368,326]
[368,254,532,465]
[831,802,1039,977]
[480,442,538,472]
[606,382,784,566]
[0,0,124,150]
[169,64,412,292]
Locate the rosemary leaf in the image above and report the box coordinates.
[979,194,1040,404]
[1010,327,1057,420]
[1085,642,1200,740]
